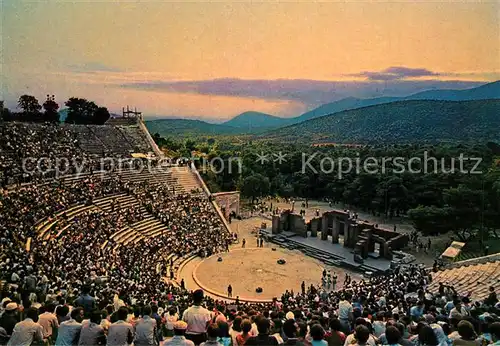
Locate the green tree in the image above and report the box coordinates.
[65,98,98,124]
[443,185,482,241]
[241,173,270,203]
[184,138,196,151]
[408,205,451,236]
[18,95,42,121]
[0,101,12,121]
[93,107,110,125]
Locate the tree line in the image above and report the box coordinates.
[1,94,110,125]
[153,134,500,243]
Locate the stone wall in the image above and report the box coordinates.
[291,214,307,237]
[213,191,240,220]
[271,210,306,237]
[386,234,410,251]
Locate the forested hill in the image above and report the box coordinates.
[262,99,500,144]
[146,119,239,136]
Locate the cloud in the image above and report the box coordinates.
[353,66,440,81]
[120,78,485,106]
[67,62,124,73]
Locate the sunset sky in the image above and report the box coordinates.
[2,0,499,122]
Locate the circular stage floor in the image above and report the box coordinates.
[194,247,326,301]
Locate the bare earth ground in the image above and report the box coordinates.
[177,215,360,301]
[179,198,446,301]
[196,247,327,300]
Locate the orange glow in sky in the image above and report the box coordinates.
[2,0,499,121]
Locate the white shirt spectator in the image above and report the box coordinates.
[182,305,212,335]
[107,320,134,346]
[38,311,59,339]
[338,300,353,320]
[7,318,44,346]
[134,316,157,346]
[166,313,179,331]
[55,318,82,346]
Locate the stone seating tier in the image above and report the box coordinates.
[429,261,500,301]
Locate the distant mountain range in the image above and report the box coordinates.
[216,80,500,129]
[145,81,500,140]
[263,99,500,144]
[146,119,240,136]
[221,111,295,129]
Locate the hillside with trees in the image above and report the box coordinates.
[263,99,500,144]
[146,118,242,136]
[152,134,500,244]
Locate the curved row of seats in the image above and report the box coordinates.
[429,260,500,301]
[31,160,211,285]
[62,168,185,194]
[62,124,151,155]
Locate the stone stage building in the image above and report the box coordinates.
[268,209,410,275]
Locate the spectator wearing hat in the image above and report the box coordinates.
[7,307,43,346]
[164,320,194,346]
[182,290,212,345]
[0,302,19,337]
[0,298,12,316]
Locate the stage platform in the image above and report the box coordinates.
[262,230,393,275]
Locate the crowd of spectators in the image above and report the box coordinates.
[0,166,240,345]
[1,261,500,346]
[0,122,157,186]
[131,182,232,258]
[0,123,86,186]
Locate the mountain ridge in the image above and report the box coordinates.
[262,99,500,144]
[145,81,500,138]
[221,111,294,128]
